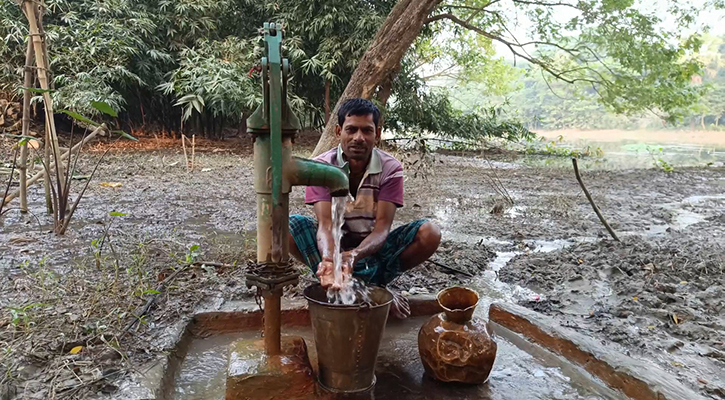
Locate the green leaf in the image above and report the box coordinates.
[4,134,37,141]
[91,101,118,117]
[60,110,98,126]
[108,211,127,217]
[20,87,54,94]
[189,245,200,252]
[113,130,138,141]
[22,303,48,311]
[142,289,160,295]
[192,99,203,113]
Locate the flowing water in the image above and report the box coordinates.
[327,195,357,305]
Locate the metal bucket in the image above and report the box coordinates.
[303,284,393,393]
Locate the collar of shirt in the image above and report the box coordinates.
[335,144,382,176]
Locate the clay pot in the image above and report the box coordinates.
[417,286,497,384]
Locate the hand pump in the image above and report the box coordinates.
[245,22,349,356]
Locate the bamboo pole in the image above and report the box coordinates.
[43,117,52,212]
[19,38,34,213]
[181,134,189,173]
[38,1,62,220]
[191,134,195,172]
[19,141,29,211]
[2,125,104,206]
[22,0,65,193]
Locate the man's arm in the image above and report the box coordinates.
[313,201,335,262]
[342,201,397,268]
[313,201,338,288]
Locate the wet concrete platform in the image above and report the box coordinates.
[173,316,625,400]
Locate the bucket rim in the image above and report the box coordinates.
[303,284,393,310]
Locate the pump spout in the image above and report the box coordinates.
[287,156,349,197]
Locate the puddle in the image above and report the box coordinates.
[682,194,725,203]
[433,199,528,227]
[488,251,519,273]
[172,316,624,400]
[672,209,706,229]
[640,193,725,235]
[454,237,600,313]
[433,197,490,227]
[505,205,527,218]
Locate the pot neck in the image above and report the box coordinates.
[442,306,476,323]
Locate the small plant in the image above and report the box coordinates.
[647,147,675,173]
[8,303,47,328]
[656,159,674,173]
[91,211,127,270]
[5,97,136,234]
[185,244,201,264]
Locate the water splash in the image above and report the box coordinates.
[326,196,371,305]
[331,196,346,286]
[328,278,372,305]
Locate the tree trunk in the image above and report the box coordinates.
[324,78,331,124]
[311,0,442,156]
[377,72,395,107]
[376,63,399,128]
[701,114,705,129]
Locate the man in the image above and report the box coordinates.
[288,98,441,318]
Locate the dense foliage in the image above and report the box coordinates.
[1,0,268,136]
[0,0,721,139]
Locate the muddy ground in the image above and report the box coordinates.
[1,133,724,399]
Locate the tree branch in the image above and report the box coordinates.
[572,158,620,242]
[427,14,573,82]
[427,13,613,88]
[484,1,617,81]
[437,2,503,22]
[511,0,581,10]
[420,64,459,80]
[425,13,452,24]
[439,5,490,12]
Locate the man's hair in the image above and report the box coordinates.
[337,98,380,128]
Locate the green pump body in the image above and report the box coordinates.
[247,23,348,267]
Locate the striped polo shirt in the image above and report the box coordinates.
[305,145,404,248]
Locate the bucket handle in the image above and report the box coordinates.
[356,301,371,314]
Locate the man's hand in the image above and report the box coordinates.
[317,253,355,290]
[341,250,356,277]
[316,258,336,289]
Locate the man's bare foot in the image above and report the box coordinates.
[388,289,410,319]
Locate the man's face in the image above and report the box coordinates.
[336,114,380,162]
